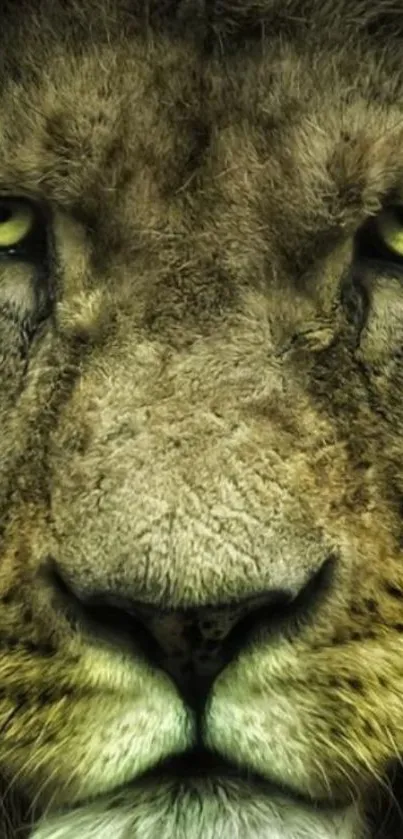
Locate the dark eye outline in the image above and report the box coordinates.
[340,205,403,334]
[354,207,403,275]
[0,196,49,266]
[0,195,54,332]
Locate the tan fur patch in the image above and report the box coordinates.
[1,2,403,838]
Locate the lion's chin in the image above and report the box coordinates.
[30,771,364,839]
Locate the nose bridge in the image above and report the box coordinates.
[51,311,332,613]
[99,302,279,427]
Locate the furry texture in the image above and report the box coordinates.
[1,1,403,837]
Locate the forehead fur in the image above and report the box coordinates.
[1,0,403,47]
[1,0,403,308]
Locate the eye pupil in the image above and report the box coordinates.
[393,206,403,224]
[0,207,12,224]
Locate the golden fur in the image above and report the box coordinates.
[1,1,403,836]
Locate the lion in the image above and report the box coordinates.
[2,0,403,836]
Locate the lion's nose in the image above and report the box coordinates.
[122,591,292,708]
[55,574,297,708]
[51,557,331,709]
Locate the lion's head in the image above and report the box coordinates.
[1,2,403,837]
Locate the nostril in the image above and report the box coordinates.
[48,564,163,662]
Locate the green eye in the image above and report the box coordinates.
[0,199,35,249]
[374,205,403,257]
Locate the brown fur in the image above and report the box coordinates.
[1,1,403,837]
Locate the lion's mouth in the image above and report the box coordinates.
[151,748,239,778]
[135,746,345,812]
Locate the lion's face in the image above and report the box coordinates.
[2,2,403,837]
